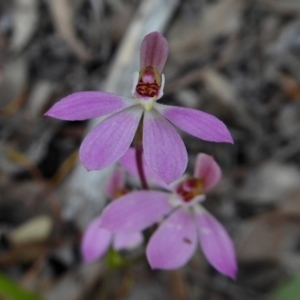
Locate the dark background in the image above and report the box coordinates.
[1,0,300,299]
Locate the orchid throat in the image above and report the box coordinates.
[132,66,165,111]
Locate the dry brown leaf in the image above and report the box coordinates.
[201,69,263,135]
[201,69,235,106]
[49,0,92,62]
[276,102,300,139]
[0,239,61,267]
[202,0,244,39]
[3,146,43,180]
[0,56,28,111]
[237,211,300,272]
[50,150,78,187]
[9,0,38,52]
[261,0,300,13]
[238,161,300,204]
[11,215,53,244]
[169,0,244,66]
[279,188,300,218]
[26,80,56,119]
[45,262,104,300]
[280,73,300,101]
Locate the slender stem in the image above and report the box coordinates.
[134,118,149,190]
[135,143,149,190]
[168,270,188,300]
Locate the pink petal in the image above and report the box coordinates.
[81,217,112,263]
[104,167,126,199]
[100,191,172,232]
[194,153,222,192]
[143,109,188,184]
[119,148,171,190]
[44,92,135,121]
[155,104,233,144]
[80,105,142,170]
[140,32,168,74]
[146,209,197,270]
[113,232,144,251]
[195,208,237,279]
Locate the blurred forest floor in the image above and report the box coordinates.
[1,0,300,299]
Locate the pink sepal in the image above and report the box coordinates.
[155,104,233,144]
[195,207,237,279]
[194,153,222,192]
[45,92,134,121]
[79,105,142,171]
[81,216,112,263]
[146,209,197,269]
[100,191,172,233]
[140,32,168,74]
[104,167,126,199]
[143,109,187,184]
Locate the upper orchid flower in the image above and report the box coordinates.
[100,153,237,279]
[45,32,233,184]
[81,167,143,263]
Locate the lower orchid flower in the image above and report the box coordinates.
[45,31,233,184]
[100,153,237,279]
[81,167,143,263]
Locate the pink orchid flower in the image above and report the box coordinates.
[100,153,237,279]
[45,31,233,184]
[81,167,143,263]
